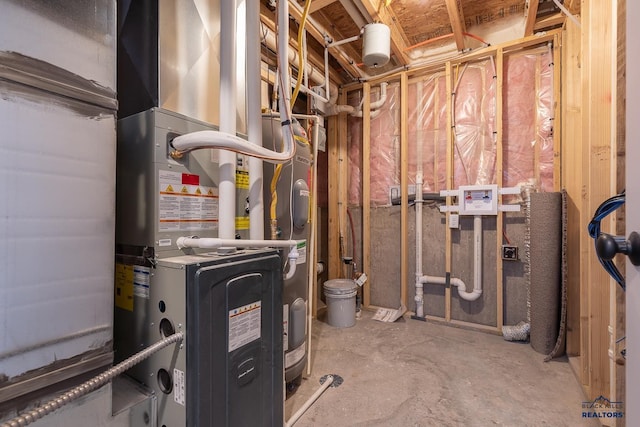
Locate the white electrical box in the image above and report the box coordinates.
[458,184,498,215]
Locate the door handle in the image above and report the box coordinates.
[596,231,640,266]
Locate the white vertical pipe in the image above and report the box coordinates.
[277,0,294,155]
[473,215,483,295]
[219,0,238,240]
[247,0,264,240]
[414,81,425,318]
[414,175,424,317]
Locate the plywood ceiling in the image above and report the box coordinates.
[260,0,577,83]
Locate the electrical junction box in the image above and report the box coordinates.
[458,184,498,215]
[502,245,519,260]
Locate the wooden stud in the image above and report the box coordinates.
[553,35,562,192]
[401,73,409,308]
[561,17,583,362]
[524,0,540,37]
[339,89,349,279]
[445,0,467,51]
[582,0,615,400]
[434,75,441,192]
[362,83,372,307]
[534,55,542,188]
[327,104,341,281]
[496,48,504,332]
[445,62,453,322]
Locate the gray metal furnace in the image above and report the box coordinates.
[114,109,285,426]
[116,249,283,426]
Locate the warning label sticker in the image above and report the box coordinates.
[296,240,307,265]
[173,368,185,406]
[236,170,249,189]
[228,301,261,352]
[115,263,134,312]
[158,170,219,231]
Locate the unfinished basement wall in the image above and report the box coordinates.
[344,44,556,330]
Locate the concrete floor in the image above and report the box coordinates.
[285,310,599,427]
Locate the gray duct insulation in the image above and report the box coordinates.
[527,192,564,355]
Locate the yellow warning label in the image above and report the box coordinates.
[208,188,215,196]
[165,184,174,192]
[236,170,250,190]
[115,263,134,312]
[181,186,189,193]
[235,216,250,230]
[195,187,202,195]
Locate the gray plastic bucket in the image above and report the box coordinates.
[323,279,358,328]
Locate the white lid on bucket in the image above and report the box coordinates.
[323,279,358,296]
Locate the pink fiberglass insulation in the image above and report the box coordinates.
[452,59,497,187]
[538,49,554,192]
[348,82,401,206]
[347,92,362,206]
[407,73,448,192]
[347,47,554,207]
[503,48,554,190]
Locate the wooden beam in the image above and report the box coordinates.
[496,48,504,332]
[309,0,338,14]
[327,103,342,280]
[338,90,349,280]
[362,83,372,307]
[561,17,582,361]
[524,0,540,37]
[356,0,412,64]
[534,12,565,31]
[445,0,467,51]
[400,73,409,308]
[582,0,615,401]
[445,62,453,322]
[553,35,561,191]
[342,29,563,90]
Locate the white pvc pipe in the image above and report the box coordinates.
[285,375,334,427]
[176,237,298,249]
[470,215,483,300]
[171,131,295,163]
[414,175,424,318]
[218,0,238,240]
[247,0,264,240]
[261,26,336,99]
[349,82,388,117]
[418,216,483,301]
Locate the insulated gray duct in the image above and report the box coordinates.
[526,192,563,355]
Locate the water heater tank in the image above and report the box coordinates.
[362,23,390,68]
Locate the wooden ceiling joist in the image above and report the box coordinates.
[286,1,364,79]
[356,0,412,65]
[534,12,565,31]
[445,0,467,51]
[524,0,540,36]
[309,0,339,14]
